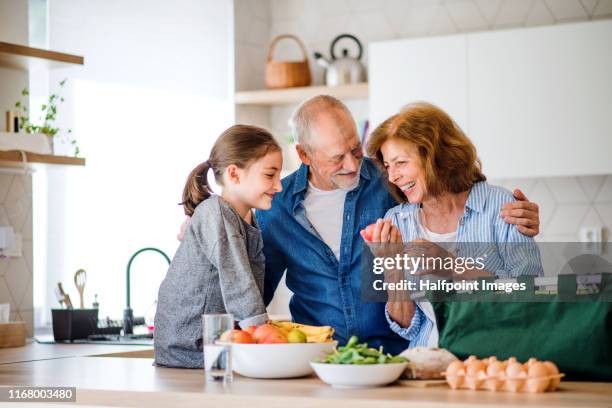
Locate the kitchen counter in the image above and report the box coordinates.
[0,339,153,365]
[0,343,610,408]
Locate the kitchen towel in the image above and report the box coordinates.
[431,274,612,381]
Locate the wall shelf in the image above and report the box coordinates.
[0,41,84,71]
[0,151,85,166]
[235,83,368,106]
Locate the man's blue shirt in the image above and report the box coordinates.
[255,158,409,354]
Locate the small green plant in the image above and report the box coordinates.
[14,78,80,157]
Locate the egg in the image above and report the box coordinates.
[466,360,486,377]
[486,360,504,377]
[528,362,549,378]
[525,362,551,393]
[543,361,561,390]
[444,360,466,390]
[505,362,526,378]
[442,355,562,393]
[445,360,465,376]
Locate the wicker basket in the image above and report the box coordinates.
[265,34,312,89]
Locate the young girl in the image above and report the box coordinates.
[154,124,283,368]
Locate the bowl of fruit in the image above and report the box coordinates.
[221,321,337,379]
[310,336,408,388]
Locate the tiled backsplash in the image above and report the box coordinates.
[491,176,612,242]
[0,173,33,335]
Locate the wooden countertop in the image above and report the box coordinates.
[0,346,610,408]
[0,339,153,365]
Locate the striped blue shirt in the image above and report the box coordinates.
[383,181,543,347]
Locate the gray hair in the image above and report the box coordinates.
[289,95,353,149]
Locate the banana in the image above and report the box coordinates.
[306,333,335,343]
[271,321,294,331]
[271,321,335,343]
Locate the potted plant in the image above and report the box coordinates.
[14,78,80,157]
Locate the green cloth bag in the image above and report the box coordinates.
[432,274,612,381]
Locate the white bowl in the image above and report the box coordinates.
[230,342,337,379]
[310,362,407,388]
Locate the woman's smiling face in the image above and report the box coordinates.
[380,138,428,204]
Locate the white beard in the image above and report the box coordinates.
[332,162,362,192]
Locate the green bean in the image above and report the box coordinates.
[319,336,408,365]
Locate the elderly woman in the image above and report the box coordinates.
[364,101,543,348]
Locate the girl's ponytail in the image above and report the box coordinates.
[181,160,213,216]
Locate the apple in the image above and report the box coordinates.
[219,329,234,343]
[219,329,255,344]
[244,326,257,336]
[262,331,288,344]
[252,324,279,343]
[361,223,377,242]
[233,330,255,344]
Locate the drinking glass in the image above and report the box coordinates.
[202,313,234,383]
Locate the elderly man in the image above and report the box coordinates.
[254,95,540,354]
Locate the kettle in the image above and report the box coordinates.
[314,34,367,86]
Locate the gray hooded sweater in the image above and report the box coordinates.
[154,195,268,368]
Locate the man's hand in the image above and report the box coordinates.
[177,216,191,241]
[500,188,540,237]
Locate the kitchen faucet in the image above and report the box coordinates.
[124,247,171,335]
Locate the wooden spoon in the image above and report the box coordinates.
[74,269,87,309]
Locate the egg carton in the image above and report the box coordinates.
[442,356,565,393]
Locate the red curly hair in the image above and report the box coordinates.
[367,102,486,203]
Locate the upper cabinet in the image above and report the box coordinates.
[369,35,468,132]
[369,20,612,179]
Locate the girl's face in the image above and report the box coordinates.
[380,138,427,203]
[232,150,283,210]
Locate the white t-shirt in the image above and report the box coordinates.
[302,181,347,260]
[416,211,458,253]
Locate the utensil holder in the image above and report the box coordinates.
[51,308,98,341]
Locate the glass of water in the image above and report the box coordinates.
[202,313,234,384]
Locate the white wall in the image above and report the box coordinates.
[34,0,235,326]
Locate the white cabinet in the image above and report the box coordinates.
[468,21,612,179]
[369,20,612,179]
[369,35,469,132]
